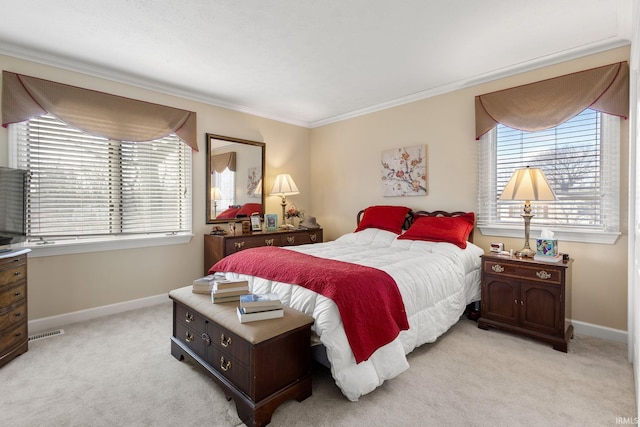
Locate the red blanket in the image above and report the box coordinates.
[210,246,409,363]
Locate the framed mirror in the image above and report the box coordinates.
[206,133,265,224]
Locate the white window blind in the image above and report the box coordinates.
[11,114,192,241]
[214,168,236,210]
[478,109,620,244]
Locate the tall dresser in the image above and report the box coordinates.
[0,248,30,368]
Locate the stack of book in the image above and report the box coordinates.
[211,279,250,303]
[192,273,225,294]
[236,293,283,323]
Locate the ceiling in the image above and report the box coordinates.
[0,1,633,128]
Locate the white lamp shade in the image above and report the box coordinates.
[270,174,299,196]
[499,166,556,201]
[211,187,222,200]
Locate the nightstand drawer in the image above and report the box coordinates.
[0,264,26,288]
[0,321,27,354]
[483,260,563,285]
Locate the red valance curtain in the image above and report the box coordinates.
[1,71,198,151]
[475,62,629,140]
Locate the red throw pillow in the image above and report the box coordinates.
[236,203,262,217]
[354,205,411,234]
[398,213,475,249]
[216,207,240,219]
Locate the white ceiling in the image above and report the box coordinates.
[0,0,633,128]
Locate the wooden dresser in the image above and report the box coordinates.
[477,254,573,352]
[169,285,314,426]
[0,249,30,368]
[204,228,323,274]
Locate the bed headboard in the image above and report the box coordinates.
[356,209,475,243]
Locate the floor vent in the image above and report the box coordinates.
[29,329,65,342]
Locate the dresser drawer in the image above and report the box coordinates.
[0,300,26,331]
[174,321,207,358]
[0,263,26,288]
[0,321,27,354]
[224,236,275,254]
[0,282,26,309]
[483,260,563,285]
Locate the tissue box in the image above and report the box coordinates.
[536,239,558,257]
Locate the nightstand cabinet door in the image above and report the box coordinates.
[481,275,519,324]
[519,282,562,336]
[478,254,573,352]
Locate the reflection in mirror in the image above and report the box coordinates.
[206,134,265,224]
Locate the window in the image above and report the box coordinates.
[10,114,192,255]
[478,109,620,244]
[213,168,236,210]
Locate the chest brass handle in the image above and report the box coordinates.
[220,334,232,347]
[310,234,317,242]
[287,236,295,244]
[265,239,274,246]
[234,241,245,250]
[220,356,231,372]
[185,331,194,343]
[491,264,504,273]
[185,312,194,323]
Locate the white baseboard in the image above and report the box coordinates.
[28,293,170,334]
[572,319,628,344]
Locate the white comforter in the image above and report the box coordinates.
[224,228,484,401]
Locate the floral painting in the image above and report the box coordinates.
[247,166,261,198]
[381,145,427,196]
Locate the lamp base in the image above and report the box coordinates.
[515,247,536,258]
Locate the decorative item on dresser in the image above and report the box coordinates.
[477,253,573,352]
[0,248,30,368]
[169,285,314,427]
[204,228,323,275]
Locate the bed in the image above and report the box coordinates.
[209,206,484,401]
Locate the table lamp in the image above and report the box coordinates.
[499,166,556,257]
[270,174,299,228]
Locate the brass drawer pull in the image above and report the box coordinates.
[310,234,317,242]
[220,356,231,372]
[220,333,232,347]
[491,264,504,273]
[536,270,552,280]
[185,312,194,323]
[234,241,245,250]
[201,333,211,345]
[185,331,194,343]
[287,236,295,244]
[265,239,274,246]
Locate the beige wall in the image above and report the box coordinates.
[0,54,311,319]
[310,46,631,331]
[1,46,631,332]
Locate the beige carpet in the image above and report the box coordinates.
[0,301,635,427]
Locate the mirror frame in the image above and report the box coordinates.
[205,133,266,224]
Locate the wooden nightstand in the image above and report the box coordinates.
[204,228,323,274]
[477,254,573,352]
[0,249,30,368]
[169,286,314,427]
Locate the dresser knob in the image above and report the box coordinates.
[14,291,21,297]
[220,333,232,347]
[185,331,194,343]
[185,312,194,323]
[220,356,231,372]
[14,312,22,318]
[15,271,21,276]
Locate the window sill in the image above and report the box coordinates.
[478,225,620,245]
[12,233,194,258]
